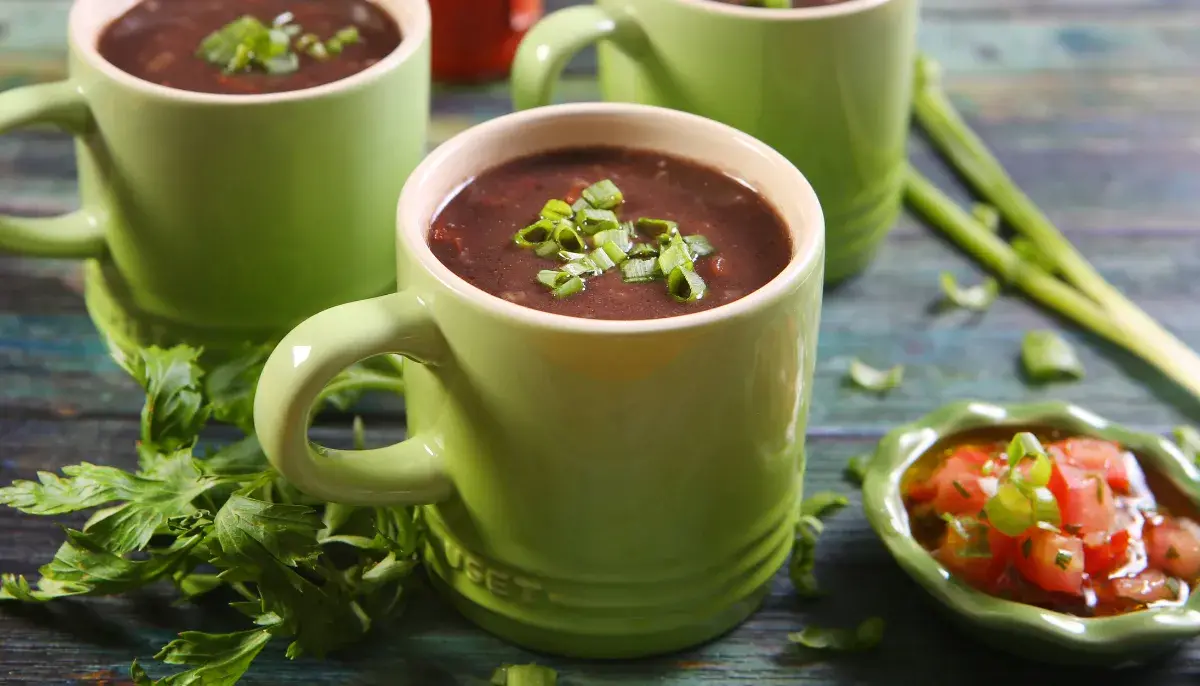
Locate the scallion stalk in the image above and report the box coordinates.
[911,55,1200,403]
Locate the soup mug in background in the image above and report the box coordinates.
[253,103,825,658]
[0,0,430,359]
[511,0,918,284]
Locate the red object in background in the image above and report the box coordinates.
[429,0,544,84]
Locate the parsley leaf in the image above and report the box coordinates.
[205,346,271,433]
[0,463,142,515]
[132,624,275,685]
[123,347,211,452]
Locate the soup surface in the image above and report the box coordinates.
[98,0,402,95]
[428,147,793,320]
[905,428,1200,617]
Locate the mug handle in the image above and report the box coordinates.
[510,5,643,110]
[254,291,455,506]
[0,82,108,258]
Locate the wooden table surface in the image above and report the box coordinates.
[2,0,1200,684]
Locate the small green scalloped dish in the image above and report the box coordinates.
[863,400,1200,667]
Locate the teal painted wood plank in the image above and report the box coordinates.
[2,418,1198,685]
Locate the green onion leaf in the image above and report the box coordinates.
[272,12,295,27]
[575,207,620,235]
[620,258,661,284]
[589,247,616,272]
[307,41,330,60]
[984,482,1035,536]
[658,243,694,277]
[600,241,628,266]
[262,53,299,74]
[667,267,707,303]
[788,617,885,652]
[570,197,590,214]
[636,217,678,238]
[552,276,584,299]
[1173,426,1200,464]
[552,223,589,253]
[1030,486,1061,525]
[491,663,557,686]
[847,359,904,393]
[684,235,716,259]
[227,43,253,72]
[789,515,824,598]
[800,492,849,519]
[540,199,572,221]
[628,243,658,258]
[844,455,868,486]
[536,270,570,290]
[1006,432,1045,467]
[562,258,600,278]
[939,272,999,312]
[534,241,560,258]
[591,228,633,253]
[581,180,623,210]
[335,26,361,45]
[514,219,555,247]
[1022,330,1085,382]
[1053,549,1073,570]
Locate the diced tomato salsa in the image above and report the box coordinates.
[904,431,1200,617]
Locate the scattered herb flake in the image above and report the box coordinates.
[800,492,850,519]
[844,455,869,486]
[789,515,824,599]
[1021,537,1033,558]
[491,663,558,686]
[939,272,1000,312]
[1167,545,1180,560]
[1053,550,1073,570]
[787,617,885,652]
[1174,425,1200,465]
[847,359,904,394]
[951,480,971,499]
[1021,330,1085,382]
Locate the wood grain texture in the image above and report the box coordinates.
[0,0,1199,683]
[2,418,1199,686]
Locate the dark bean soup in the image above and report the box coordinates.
[98,0,401,95]
[429,147,792,320]
[709,0,855,7]
[905,427,1200,617]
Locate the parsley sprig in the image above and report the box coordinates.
[0,345,412,684]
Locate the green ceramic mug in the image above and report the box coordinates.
[253,102,825,658]
[510,0,919,284]
[0,0,430,359]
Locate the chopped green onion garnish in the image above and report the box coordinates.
[563,258,600,278]
[273,12,295,27]
[657,243,694,277]
[536,270,570,290]
[575,207,620,235]
[1006,432,1045,467]
[1053,549,1073,570]
[296,33,319,51]
[1030,486,1061,525]
[844,455,868,486]
[789,515,824,598]
[637,217,678,237]
[552,223,588,253]
[940,513,992,558]
[971,203,1001,232]
[847,359,904,393]
[534,241,559,258]
[940,272,999,312]
[228,43,253,72]
[552,276,584,299]
[1167,577,1183,597]
[600,241,628,266]
[591,228,632,253]
[334,26,361,45]
[984,482,1035,536]
[800,492,850,519]
[308,41,330,60]
[570,197,590,214]
[1167,545,1180,560]
[1174,425,1200,465]
[327,37,345,55]
[667,267,706,303]
[262,53,300,74]
[581,179,623,210]
[628,243,658,258]
[540,199,572,221]
[557,250,587,263]
[620,258,661,284]
[684,235,716,259]
[514,219,554,247]
[951,480,970,499]
[491,663,557,686]
[590,247,616,272]
[1022,330,1085,382]
[788,617,885,652]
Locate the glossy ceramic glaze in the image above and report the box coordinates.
[253,102,826,658]
[0,0,431,360]
[510,0,918,283]
[863,400,1200,667]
